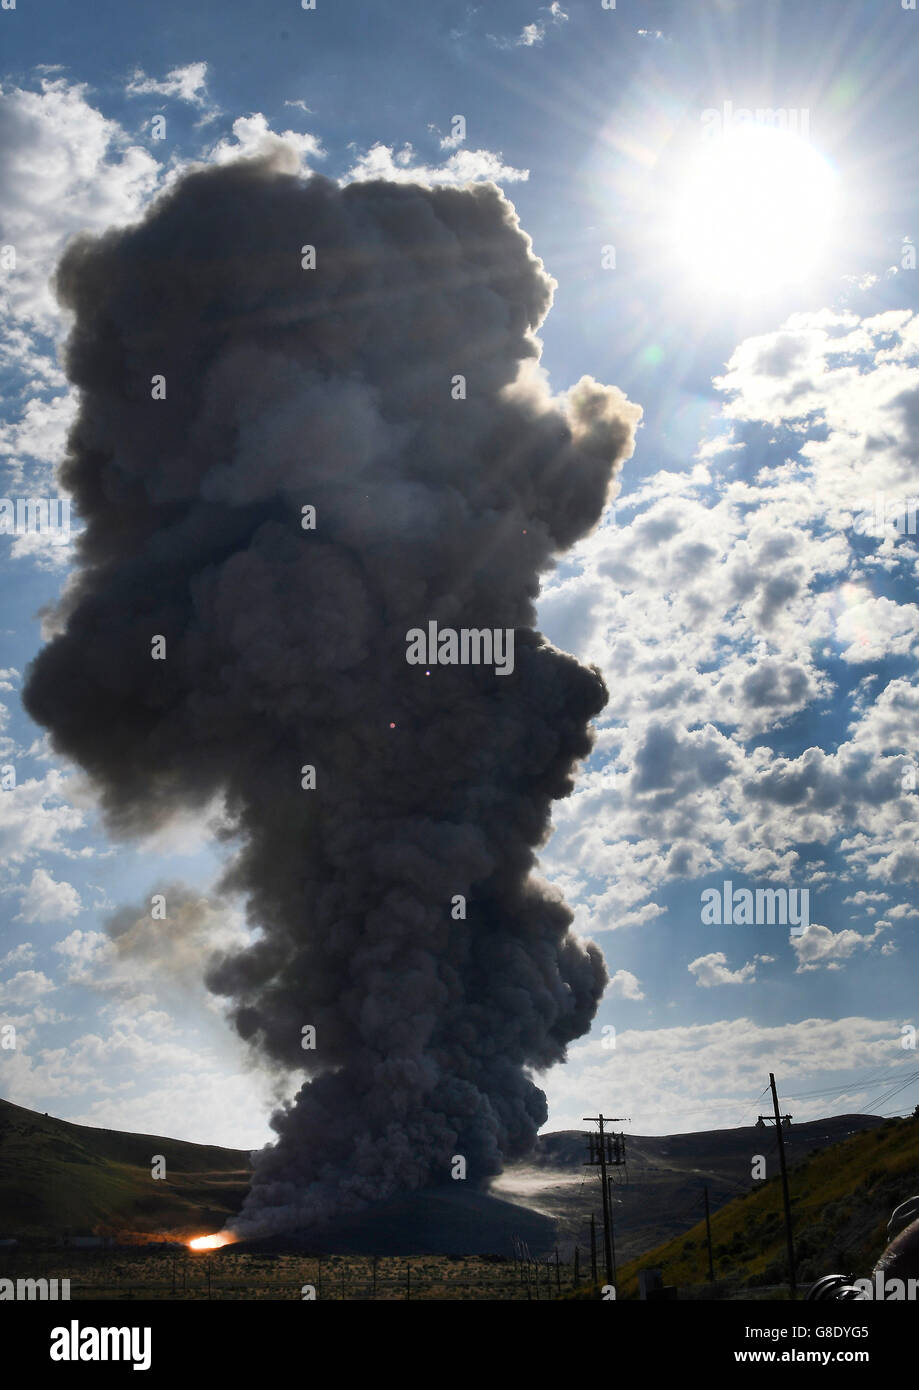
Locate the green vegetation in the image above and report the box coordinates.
[604,1113,919,1299]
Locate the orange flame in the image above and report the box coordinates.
[189,1232,234,1252]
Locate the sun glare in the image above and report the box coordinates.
[672,125,838,297]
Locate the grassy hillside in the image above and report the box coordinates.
[0,1093,905,1267]
[494,1113,884,1264]
[605,1112,919,1298]
[0,1097,250,1239]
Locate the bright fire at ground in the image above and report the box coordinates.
[188,1233,234,1252]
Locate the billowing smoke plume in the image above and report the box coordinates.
[24,149,640,1235]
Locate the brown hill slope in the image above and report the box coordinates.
[0,1096,890,1258]
[0,1096,250,1238]
[493,1113,887,1261]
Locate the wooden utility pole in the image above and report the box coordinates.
[583,1114,627,1286]
[555,1247,561,1294]
[606,1176,618,1287]
[573,1246,580,1287]
[589,1214,598,1283]
[704,1185,715,1283]
[769,1072,797,1300]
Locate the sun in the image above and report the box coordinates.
[672,124,838,297]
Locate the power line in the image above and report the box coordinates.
[864,1070,919,1113]
[579,1066,919,1135]
[782,1068,919,1100]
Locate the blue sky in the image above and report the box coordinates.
[2,0,919,1148]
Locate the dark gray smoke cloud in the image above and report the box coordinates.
[24,147,640,1235]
